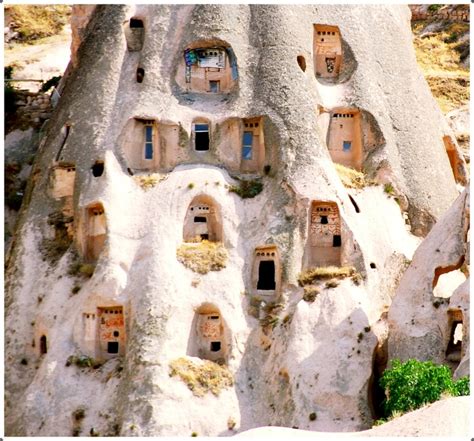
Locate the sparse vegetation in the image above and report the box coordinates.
[309,412,317,421]
[334,164,376,189]
[6,5,71,42]
[303,285,320,302]
[384,183,395,195]
[66,354,103,369]
[71,285,81,295]
[228,179,263,198]
[325,279,339,289]
[169,357,234,397]
[176,240,228,274]
[135,174,161,190]
[227,417,236,430]
[351,272,363,285]
[298,266,357,286]
[379,359,470,419]
[188,182,195,189]
[68,260,95,278]
[72,407,86,421]
[412,20,469,113]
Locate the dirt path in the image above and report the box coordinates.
[5,25,71,91]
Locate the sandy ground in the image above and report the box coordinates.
[4,25,71,91]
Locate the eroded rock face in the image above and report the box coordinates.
[70,5,96,68]
[388,187,470,376]
[4,5,464,436]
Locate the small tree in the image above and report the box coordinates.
[380,359,469,418]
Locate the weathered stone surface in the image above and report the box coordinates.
[388,187,469,371]
[4,5,467,437]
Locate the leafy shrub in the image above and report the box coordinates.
[334,164,376,189]
[380,359,470,418]
[228,179,263,199]
[453,376,470,396]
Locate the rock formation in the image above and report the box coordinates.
[388,187,470,378]
[4,4,467,436]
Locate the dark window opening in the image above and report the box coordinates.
[200,234,209,241]
[194,124,209,151]
[209,80,220,92]
[370,262,376,269]
[343,141,352,151]
[107,341,119,354]
[91,162,104,177]
[297,55,307,72]
[40,335,47,355]
[210,315,219,320]
[113,331,120,337]
[325,57,335,73]
[127,167,134,176]
[320,215,328,224]
[333,235,342,247]
[446,320,463,361]
[210,341,221,352]
[194,216,207,223]
[130,18,144,28]
[257,260,276,290]
[137,67,145,83]
[348,194,360,213]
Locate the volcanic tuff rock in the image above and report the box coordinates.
[388,186,470,378]
[4,4,466,437]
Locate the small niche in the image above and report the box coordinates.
[178,42,238,93]
[370,262,376,269]
[136,67,145,83]
[297,55,307,72]
[50,163,76,199]
[84,203,106,262]
[97,306,125,359]
[240,116,265,174]
[40,335,47,355]
[314,24,342,79]
[308,201,342,267]
[91,161,104,177]
[125,17,144,52]
[189,304,228,364]
[327,110,363,170]
[445,309,463,364]
[253,245,280,298]
[183,195,222,242]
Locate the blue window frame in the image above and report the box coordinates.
[343,140,352,151]
[242,131,253,160]
[145,125,153,159]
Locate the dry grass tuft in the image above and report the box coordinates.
[334,164,376,189]
[298,266,357,286]
[7,5,71,42]
[134,174,162,190]
[169,357,234,397]
[303,285,320,302]
[176,240,228,274]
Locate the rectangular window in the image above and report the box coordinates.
[209,81,220,93]
[194,216,207,223]
[343,141,352,151]
[257,260,276,290]
[333,235,342,247]
[210,341,221,352]
[194,124,209,151]
[242,131,253,160]
[145,125,153,159]
[107,341,119,354]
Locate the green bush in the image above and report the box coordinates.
[453,376,470,396]
[428,4,442,13]
[380,359,470,418]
